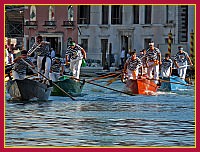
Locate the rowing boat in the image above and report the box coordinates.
[159,76,190,91]
[51,76,85,96]
[6,79,52,101]
[124,78,158,95]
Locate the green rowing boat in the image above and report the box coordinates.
[51,76,85,97]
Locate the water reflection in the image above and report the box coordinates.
[5,80,195,147]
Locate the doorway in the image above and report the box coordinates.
[121,35,129,61]
[46,37,59,54]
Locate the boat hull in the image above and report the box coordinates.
[160,76,189,91]
[125,78,158,95]
[7,79,52,101]
[51,77,84,96]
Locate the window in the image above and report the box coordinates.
[144,38,152,49]
[178,5,188,42]
[166,5,169,24]
[111,5,122,24]
[133,5,139,24]
[81,39,88,52]
[77,5,90,24]
[101,39,108,67]
[102,6,109,24]
[145,5,152,24]
[68,5,74,21]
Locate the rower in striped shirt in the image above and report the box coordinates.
[123,50,142,80]
[174,46,193,79]
[28,35,51,81]
[161,53,173,78]
[65,41,86,79]
[146,41,162,84]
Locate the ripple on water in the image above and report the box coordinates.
[5,80,195,147]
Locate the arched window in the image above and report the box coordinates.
[30,5,36,21]
[68,5,74,21]
[49,6,55,21]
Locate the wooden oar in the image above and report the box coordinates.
[88,72,120,82]
[27,43,42,56]
[66,75,135,96]
[21,58,75,100]
[147,77,194,87]
[159,78,194,87]
[178,65,192,69]
[105,73,122,86]
[25,73,38,79]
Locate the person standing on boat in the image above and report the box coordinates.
[12,50,35,80]
[5,45,14,65]
[65,41,86,79]
[146,41,162,84]
[28,35,51,82]
[174,46,193,79]
[120,47,125,67]
[49,54,64,82]
[138,49,148,76]
[123,50,142,80]
[161,53,173,78]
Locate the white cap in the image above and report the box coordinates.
[149,42,154,46]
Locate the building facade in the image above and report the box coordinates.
[23,5,78,57]
[77,5,195,67]
[6,5,195,68]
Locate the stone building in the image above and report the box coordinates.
[6,5,195,68]
[77,5,195,67]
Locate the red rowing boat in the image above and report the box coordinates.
[125,78,158,95]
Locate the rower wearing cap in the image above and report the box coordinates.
[65,41,86,79]
[49,54,64,82]
[28,35,51,82]
[138,49,148,76]
[12,50,35,80]
[123,49,142,80]
[174,46,193,79]
[146,41,162,84]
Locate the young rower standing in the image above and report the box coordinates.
[49,54,64,82]
[12,50,35,80]
[123,50,142,80]
[146,41,162,84]
[161,53,173,78]
[28,35,51,82]
[65,41,86,79]
[174,46,193,79]
[138,49,148,76]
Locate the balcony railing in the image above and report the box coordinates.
[24,21,37,29]
[43,21,56,29]
[62,21,75,29]
[43,21,56,26]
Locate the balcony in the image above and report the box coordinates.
[43,21,56,29]
[24,21,37,29]
[62,21,75,29]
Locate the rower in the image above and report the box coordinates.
[12,50,35,80]
[28,35,51,83]
[123,50,142,80]
[49,54,64,82]
[161,53,173,78]
[174,46,193,80]
[146,41,162,84]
